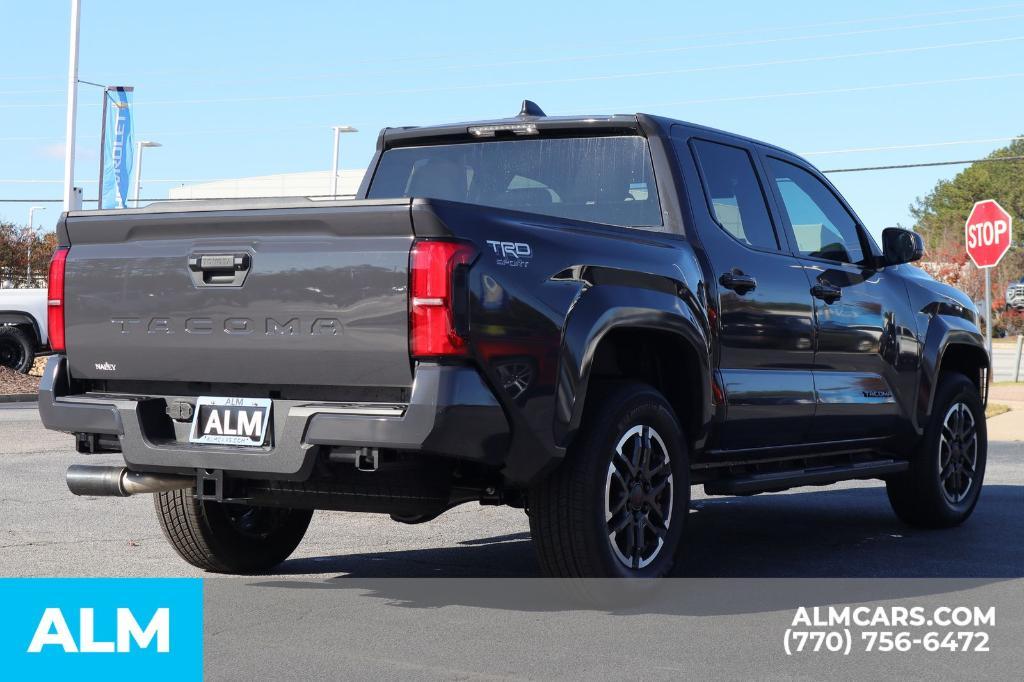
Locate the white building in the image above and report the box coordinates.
[167,169,366,201]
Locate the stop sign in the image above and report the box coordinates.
[965,199,1013,268]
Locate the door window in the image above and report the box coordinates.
[766,158,867,265]
[691,139,780,251]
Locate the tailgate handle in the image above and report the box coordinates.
[188,253,251,287]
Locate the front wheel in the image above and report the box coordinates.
[529,382,689,578]
[886,372,987,528]
[154,489,313,573]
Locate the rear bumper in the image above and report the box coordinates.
[38,356,511,479]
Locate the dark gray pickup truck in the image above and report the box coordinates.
[40,102,989,577]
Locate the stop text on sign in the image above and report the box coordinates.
[966,219,1008,249]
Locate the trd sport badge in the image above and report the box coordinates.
[486,240,532,268]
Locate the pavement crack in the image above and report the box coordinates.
[0,535,164,550]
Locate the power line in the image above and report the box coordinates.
[3,72,1022,147]
[117,35,1024,107]
[0,123,329,143]
[802,136,1024,157]
[581,72,1024,112]
[822,155,1024,173]
[3,156,1023,204]
[159,11,1024,89]
[0,178,243,184]
[0,88,64,96]
[115,35,1024,106]
[4,34,1024,111]
[5,2,1023,84]
[0,195,356,203]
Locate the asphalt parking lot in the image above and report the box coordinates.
[2,402,1022,579]
[3,401,1022,680]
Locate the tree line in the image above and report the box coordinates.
[0,221,60,289]
[0,142,1021,326]
[910,137,1024,335]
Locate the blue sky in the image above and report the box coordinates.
[1,0,1023,239]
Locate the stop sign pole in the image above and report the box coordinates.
[965,199,1014,358]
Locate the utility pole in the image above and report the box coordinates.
[132,140,162,207]
[62,0,81,212]
[27,206,45,284]
[331,126,357,198]
[97,87,108,209]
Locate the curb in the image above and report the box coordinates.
[0,393,38,404]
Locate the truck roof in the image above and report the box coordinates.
[379,112,642,147]
[378,100,803,161]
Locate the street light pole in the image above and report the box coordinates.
[27,206,45,285]
[132,140,162,207]
[97,87,109,209]
[330,125,357,198]
[62,0,81,211]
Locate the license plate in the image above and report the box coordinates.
[189,397,272,446]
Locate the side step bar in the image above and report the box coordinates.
[703,459,908,496]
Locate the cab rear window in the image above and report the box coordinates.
[367,135,662,229]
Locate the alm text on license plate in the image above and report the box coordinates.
[189,397,272,446]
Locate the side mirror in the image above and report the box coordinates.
[882,227,924,265]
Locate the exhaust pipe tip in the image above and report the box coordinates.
[66,465,131,497]
[66,465,193,497]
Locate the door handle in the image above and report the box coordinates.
[188,253,251,287]
[811,282,842,304]
[719,271,757,295]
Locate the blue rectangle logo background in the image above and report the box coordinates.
[0,578,202,681]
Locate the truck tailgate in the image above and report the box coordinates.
[62,200,414,388]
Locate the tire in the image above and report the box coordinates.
[886,372,987,528]
[529,382,689,578]
[154,489,313,574]
[0,326,34,373]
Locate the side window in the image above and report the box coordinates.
[766,158,866,265]
[691,139,780,251]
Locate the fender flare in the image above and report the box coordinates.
[917,313,989,426]
[553,283,711,448]
[0,312,42,348]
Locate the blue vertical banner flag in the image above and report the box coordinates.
[102,87,134,209]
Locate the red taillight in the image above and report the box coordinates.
[410,240,475,358]
[47,248,68,352]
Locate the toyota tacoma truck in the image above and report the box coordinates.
[0,287,48,373]
[39,102,989,578]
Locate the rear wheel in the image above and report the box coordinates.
[529,382,689,578]
[0,326,34,373]
[886,372,987,528]
[154,489,313,573]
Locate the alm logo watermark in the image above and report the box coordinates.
[0,578,202,680]
[27,606,169,653]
